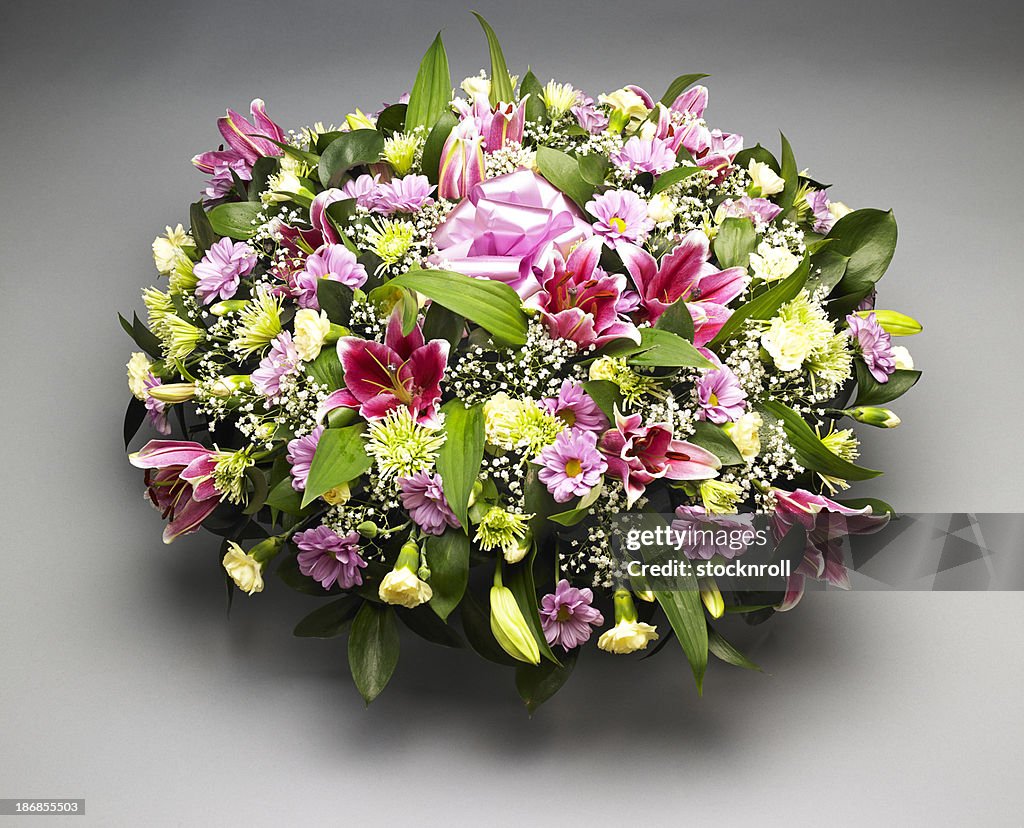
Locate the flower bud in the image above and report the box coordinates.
[208,375,252,398]
[854,309,922,337]
[249,534,286,564]
[356,520,379,539]
[489,584,541,665]
[846,406,901,428]
[209,299,249,316]
[322,482,351,506]
[438,122,485,200]
[147,382,196,403]
[699,578,725,619]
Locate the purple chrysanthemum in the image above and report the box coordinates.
[586,189,655,250]
[194,237,257,304]
[847,311,896,383]
[571,95,608,134]
[143,374,171,435]
[540,579,604,650]
[696,365,747,424]
[805,190,834,233]
[286,425,324,491]
[292,244,368,309]
[293,525,366,590]
[399,471,460,535]
[339,174,381,209]
[540,380,608,433]
[252,331,300,399]
[611,136,677,175]
[537,428,608,503]
[717,195,783,227]
[375,174,434,214]
[672,506,754,560]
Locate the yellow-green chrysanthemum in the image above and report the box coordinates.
[365,407,446,479]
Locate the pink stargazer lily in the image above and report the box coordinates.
[527,236,641,349]
[770,488,890,611]
[619,231,748,345]
[217,99,285,165]
[129,440,225,543]
[319,311,449,427]
[599,409,721,506]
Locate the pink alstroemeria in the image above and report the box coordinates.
[129,440,224,543]
[598,409,720,506]
[770,488,890,611]
[217,99,285,166]
[528,236,642,349]
[320,310,449,426]
[619,230,748,345]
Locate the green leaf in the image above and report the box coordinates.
[265,475,305,516]
[760,400,882,480]
[827,209,899,300]
[654,297,695,342]
[515,648,578,714]
[472,12,514,107]
[650,165,701,195]
[318,129,385,189]
[714,217,756,269]
[807,247,851,294]
[689,420,744,466]
[123,397,146,450]
[249,157,278,202]
[548,482,604,527]
[424,530,470,621]
[576,153,610,187]
[435,399,485,529]
[304,347,343,392]
[610,328,714,368]
[658,73,709,107]
[242,466,268,516]
[535,146,596,211]
[301,424,372,507]
[836,496,896,515]
[733,144,779,173]
[519,69,547,124]
[405,32,452,133]
[778,132,798,210]
[655,580,708,693]
[396,605,464,648]
[710,256,809,348]
[421,110,458,185]
[375,103,407,135]
[853,364,921,406]
[421,301,464,349]
[505,552,560,666]
[388,268,528,345]
[207,202,262,240]
[118,312,162,358]
[316,279,354,326]
[294,595,362,638]
[367,282,419,335]
[708,627,762,671]
[582,379,623,420]
[348,602,400,704]
[189,200,217,253]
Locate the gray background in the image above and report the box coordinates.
[1,0,1022,824]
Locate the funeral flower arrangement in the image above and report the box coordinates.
[121,16,921,707]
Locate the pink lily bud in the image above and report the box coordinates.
[438,123,485,200]
[483,99,527,152]
[671,84,709,118]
